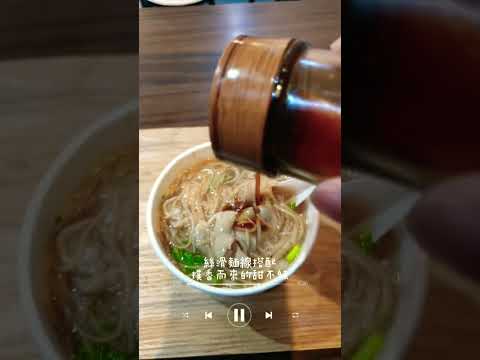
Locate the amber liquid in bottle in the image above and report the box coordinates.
[270,48,341,183]
[343,0,480,188]
[209,37,341,184]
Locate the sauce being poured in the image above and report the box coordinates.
[255,172,261,205]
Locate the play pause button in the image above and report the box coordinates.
[265,311,273,319]
[227,303,252,328]
[234,308,245,322]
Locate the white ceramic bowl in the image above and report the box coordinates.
[146,142,320,297]
[343,172,427,360]
[18,102,138,360]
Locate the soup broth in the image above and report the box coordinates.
[157,159,307,287]
[50,148,137,359]
[342,187,400,358]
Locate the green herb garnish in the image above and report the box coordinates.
[287,201,297,211]
[351,333,384,360]
[74,342,133,360]
[357,230,375,255]
[286,244,301,264]
[171,246,205,275]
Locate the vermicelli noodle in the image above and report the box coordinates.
[157,159,307,287]
[52,150,137,358]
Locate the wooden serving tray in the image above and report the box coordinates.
[139,127,341,359]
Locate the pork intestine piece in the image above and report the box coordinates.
[193,220,210,256]
[212,211,237,258]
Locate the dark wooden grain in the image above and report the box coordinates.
[139,0,341,128]
[0,0,137,59]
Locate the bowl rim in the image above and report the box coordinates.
[146,142,320,297]
[343,170,427,360]
[18,101,137,360]
[379,224,427,360]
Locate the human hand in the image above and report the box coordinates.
[309,38,342,222]
[408,175,480,283]
[310,177,341,222]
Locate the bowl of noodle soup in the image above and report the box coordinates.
[342,171,427,359]
[19,102,138,359]
[147,142,320,297]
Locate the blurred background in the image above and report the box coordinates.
[140,0,298,8]
[0,0,137,358]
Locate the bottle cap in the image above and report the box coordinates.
[209,35,307,173]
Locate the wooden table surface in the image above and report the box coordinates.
[1,0,137,60]
[139,0,341,128]
[139,127,341,359]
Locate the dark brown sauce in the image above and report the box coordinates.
[222,199,253,212]
[284,103,341,177]
[222,173,263,230]
[255,172,261,205]
[234,221,256,230]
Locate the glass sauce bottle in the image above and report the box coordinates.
[210,2,480,190]
[209,35,341,183]
[343,0,480,189]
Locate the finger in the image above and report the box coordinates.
[311,177,341,222]
[330,37,341,53]
[407,175,480,283]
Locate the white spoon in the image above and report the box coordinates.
[274,178,316,207]
[346,192,420,244]
[343,173,420,243]
[274,178,341,232]
[276,176,419,240]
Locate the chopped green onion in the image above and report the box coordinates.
[351,333,384,360]
[171,246,205,275]
[182,250,194,265]
[357,230,375,255]
[287,201,297,210]
[181,265,196,275]
[171,246,183,263]
[192,254,205,265]
[286,244,302,264]
[74,342,132,360]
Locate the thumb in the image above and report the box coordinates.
[311,177,341,222]
[408,175,480,283]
